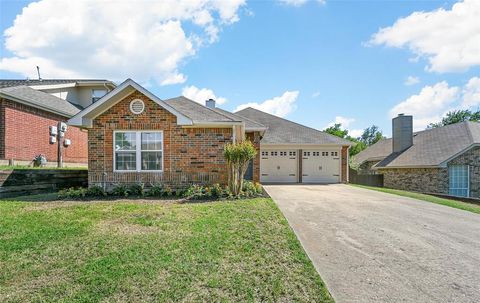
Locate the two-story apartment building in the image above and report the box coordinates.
[0,79,115,166]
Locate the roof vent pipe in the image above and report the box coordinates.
[392,114,413,153]
[206,98,216,109]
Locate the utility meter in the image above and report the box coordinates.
[59,122,68,133]
[64,139,71,147]
[49,125,58,135]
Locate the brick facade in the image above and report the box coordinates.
[0,98,88,164]
[378,147,480,198]
[341,146,349,183]
[380,167,448,194]
[246,131,261,183]
[88,90,233,189]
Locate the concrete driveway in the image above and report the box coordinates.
[264,184,480,303]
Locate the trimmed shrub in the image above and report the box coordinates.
[86,185,107,197]
[128,183,144,196]
[58,187,87,199]
[146,183,163,197]
[110,184,129,197]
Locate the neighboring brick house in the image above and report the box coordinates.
[69,79,353,188]
[352,114,480,198]
[0,79,115,166]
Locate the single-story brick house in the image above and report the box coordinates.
[69,79,353,188]
[352,114,480,198]
[0,79,115,166]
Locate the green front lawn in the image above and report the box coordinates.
[0,197,333,302]
[352,184,480,215]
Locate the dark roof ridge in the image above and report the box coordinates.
[237,106,348,139]
[167,96,240,122]
[217,107,266,128]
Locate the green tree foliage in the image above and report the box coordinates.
[359,125,384,146]
[323,123,384,157]
[324,123,349,139]
[428,109,480,128]
[224,140,257,196]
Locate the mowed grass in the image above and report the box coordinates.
[352,184,480,215]
[0,197,333,302]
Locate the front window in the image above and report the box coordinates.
[449,165,469,197]
[114,131,163,171]
[92,89,107,103]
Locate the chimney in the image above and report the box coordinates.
[392,114,413,153]
[205,99,216,109]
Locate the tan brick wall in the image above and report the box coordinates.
[380,167,448,194]
[88,90,232,188]
[377,146,480,198]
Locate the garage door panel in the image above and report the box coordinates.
[260,150,297,183]
[302,150,340,183]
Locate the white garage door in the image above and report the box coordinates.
[260,150,298,183]
[302,150,340,183]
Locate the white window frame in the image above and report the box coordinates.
[113,130,164,172]
[448,165,469,197]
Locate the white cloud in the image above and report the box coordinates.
[0,0,245,85]
[462,77,480,108]
[369,0,480,73]
[311,91,321,98]
[278,0,325,7]
[182,86,227,105]
[235,91,299,117]
[390,81,459,130]
[349,129,363,138]
[331,116,355,128]
[390,78,480,130]
[404,76,420,86]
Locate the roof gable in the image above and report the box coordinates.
[235,107,353,146]
[68,79,192,127]
[353,121,480,168]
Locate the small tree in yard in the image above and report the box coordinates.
[224,140,257,196]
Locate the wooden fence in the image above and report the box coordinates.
[0,169,88,198]
[349,169,384,187]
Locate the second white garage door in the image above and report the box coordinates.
[260,150,298,183]
[302,150,340,183]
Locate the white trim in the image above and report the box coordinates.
[113,130,164,173]
[68,79,193,127]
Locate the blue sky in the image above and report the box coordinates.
[1,0,479,137]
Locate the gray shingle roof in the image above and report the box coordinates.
[235,107,354,145]
[353,121,480,168]
[0,86,81,117]
[0,79,111,88]
[210,107,267,131]
[164,97,240,123]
